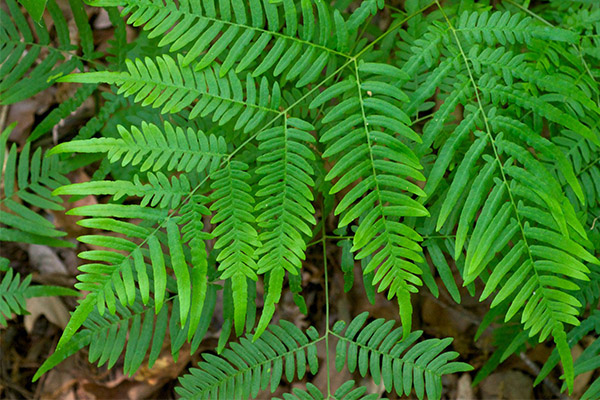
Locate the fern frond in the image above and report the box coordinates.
[331,312,472,400]
[0,0,98,104]
[0,269,31,326]
[0,124,71,247]
[60,54,282,133]
[55,172,191,209]
[87,0,347,85]
[276,380,379,400]
[29,84,98,142]
[176,320,321,399]
[210,160,260,336]
[49,121,227,174]
[34,289,217,381]
[396,6,600,392]
[311,61,429,337]
[179,194,213,340]
[254,117,317,337]
[0,267,78,326]
[535,309,600,386]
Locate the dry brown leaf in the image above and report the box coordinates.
[480,371,534,400]
[24,296,70,333]
[28,245,69,275]
[455,373,475,400]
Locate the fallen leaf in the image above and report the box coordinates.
[455,373,475,400]
[24,296,70,333]
[480,371,534,400]
[28,245,69,275]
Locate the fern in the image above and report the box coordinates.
[3,0,599,398]
[0,124,71,247]
[254,116,317,336]
[86,0,347,85]
[0,0,98,104]
[177,313,470,400]
[0,265,78,326]
[310,61,429,337]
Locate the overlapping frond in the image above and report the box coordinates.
[276,381,379,400]
[311,61,429,336]
[332,312,472,400]
[60,54,282,133]
[34,290,218,381]
[254,117,317,337]
[0,0,97,104]
[210,161,260,336]
[55,172,191,209]
[0,267,78,326]
[49,121,227,174]
[396,6,600,392]
[0,124,71,247]
[87,0,348,85]
[176,320,321,399]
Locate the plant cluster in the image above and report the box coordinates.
[1,0,599,398]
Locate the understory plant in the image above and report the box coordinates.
[1,0,599,398]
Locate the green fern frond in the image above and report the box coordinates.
[179,194,213,340]
[55,172,191,209]
[0,267,78,326]
[0,269,31,326]
[34,289,217,381]
[0,0,98,104]
[276,380,380,400]
[86,0,347,85]
[254,117,317,337]
[210,160,260,336]
[0,124,71,247]
[395,6,600,392]
[176,320,321,399]
[60,54,282,133]
[49,121,227,174]
[535,310,600,386]
[332,312,472,400]
[311,62,429,337]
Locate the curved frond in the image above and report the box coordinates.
[254,117,317,337]
[332,312,472,400]
[176,320,321,399]
[88,0,347,85]
[0,124,71,247]
[311,61,429,337]
[49,121,227,174]
[34,290,217,381]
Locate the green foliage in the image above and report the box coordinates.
[2,0,599,398]
[0,265,78,326]
[0,124,72,247]
[0,0,98,104]
[177,313,470,400]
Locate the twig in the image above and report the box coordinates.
[519,353,570,400]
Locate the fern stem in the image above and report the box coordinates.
[321,223,332,398]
